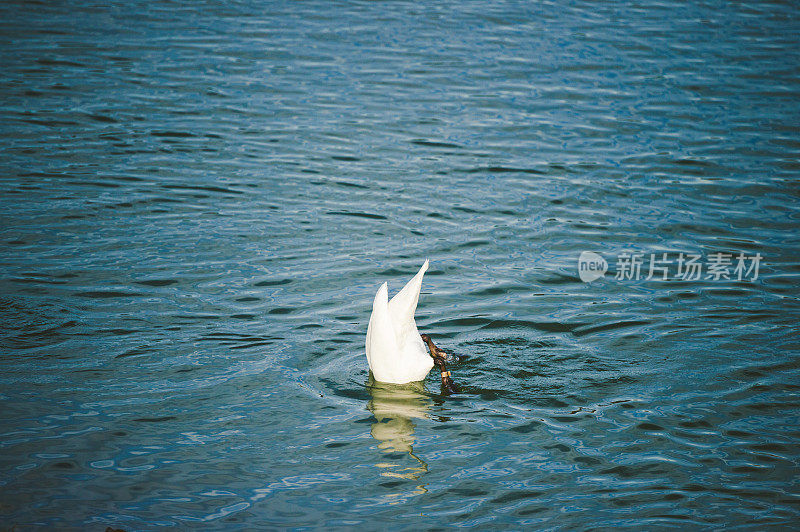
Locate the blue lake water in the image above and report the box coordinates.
[1,0,799,529]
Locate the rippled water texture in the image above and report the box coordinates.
[2,0,800,529]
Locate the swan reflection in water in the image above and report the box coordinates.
[366,376,432,485]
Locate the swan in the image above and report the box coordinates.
[366,260,432,384]
[366,261,460,392]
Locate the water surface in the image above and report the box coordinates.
[1,0,800,529]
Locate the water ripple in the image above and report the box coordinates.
[1,0,799,528]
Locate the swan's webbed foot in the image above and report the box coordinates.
[441,373,461,394]
[421,333,461,395]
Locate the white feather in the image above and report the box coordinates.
[365,260,433,383]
